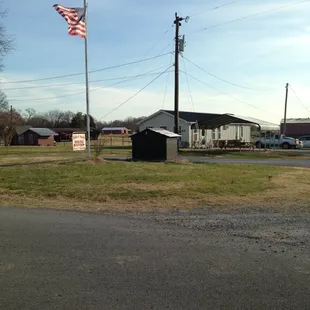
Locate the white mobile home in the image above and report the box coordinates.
[138,110,280,148]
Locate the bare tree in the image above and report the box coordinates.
[0,90,9,111]
[24,108,36,123]
[0,8,14,71]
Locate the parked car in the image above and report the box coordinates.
[256,135,303,149]
[298,136,310,148]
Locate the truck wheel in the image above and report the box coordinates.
[282,143,289,149]
[256,142,263,148]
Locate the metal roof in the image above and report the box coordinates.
[163,110,222,123]
[102,127,129,131]
[280,118,310,124]
[198,114,280,131]
[148,128,181,137]
[28,128,58,136]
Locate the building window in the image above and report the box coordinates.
[240,126,244,138]
[212,129,216,140]
[218,128,221,140]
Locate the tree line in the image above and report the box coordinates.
[0,92,145,133]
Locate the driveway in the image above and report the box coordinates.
[1,207,309,309]
[188,157,310,167]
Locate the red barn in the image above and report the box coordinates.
[101,127,130,135]
[281,118,310,138]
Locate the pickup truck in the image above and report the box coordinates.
[255,135,303,149]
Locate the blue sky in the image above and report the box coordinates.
[1,0,310,123]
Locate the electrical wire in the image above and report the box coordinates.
[289,85,310,113]
[99,66,173,120]
[162,49,174,108]
[142,27,173,59]
[2,64,170,92]
[190,0,243,18]
[180,69,280,117]
[9,67,173,102]
[182,55,274,91]
[1,52,172,85]
[191,0,310,34]
[182,56,195,112]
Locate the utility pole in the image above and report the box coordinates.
[283,83,289,136]
[10,105,13,128]
[174,13,182,135]
[174,13,189,136]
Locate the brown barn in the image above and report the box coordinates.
[281,118,310,138]
[102,127,130,135]
[12,127,58,146]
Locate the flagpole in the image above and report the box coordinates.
[84,0,91,158]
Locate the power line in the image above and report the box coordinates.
[2,64,170,92]
[9,67,173,102]
[191,0,310,34]
[142,28,173,59]
[99,66,172,120]
[182,56,195,112]
[190,0,243,18]
[182,55,274,91]
[289,85,310,113]
[180,69,280,117]
[162,48,174,109]
[1,52,172,85]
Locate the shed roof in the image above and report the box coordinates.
[131,128,181,138]
[198,114,280,131]
[27,128,58,136]
[148,128,181,137]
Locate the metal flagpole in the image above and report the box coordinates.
[84,0,91,158]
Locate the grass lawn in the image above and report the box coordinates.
[180,149,310,160]
[1,161,310,213]
[0,143,131,165]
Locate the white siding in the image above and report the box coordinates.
[221,124,251,142]
[138,112,191,146]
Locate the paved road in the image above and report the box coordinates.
[1,207,310,310]
[189,157,310,167]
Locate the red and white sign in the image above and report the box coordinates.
[72,133,86,151]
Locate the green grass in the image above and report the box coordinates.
[0,143,131,165]
[180,149,310,160]
[1,161,310,212]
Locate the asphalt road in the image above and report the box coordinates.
[1,207,310,310]
[188,157,310,167]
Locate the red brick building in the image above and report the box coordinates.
[101,127,130,135]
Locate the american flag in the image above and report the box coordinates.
[53,4,86,38]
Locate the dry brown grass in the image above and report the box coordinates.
[1,162,310,213]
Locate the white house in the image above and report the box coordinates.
[137,110,280,148]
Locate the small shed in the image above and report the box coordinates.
[130,128,181,161]
[12,127,58,146]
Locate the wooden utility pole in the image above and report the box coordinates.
[174,13,184,135]
[283,83,289,136]
[10,105,13,127]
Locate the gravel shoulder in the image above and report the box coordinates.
[1,207,309,310]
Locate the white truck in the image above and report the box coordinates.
[255,135,303,149]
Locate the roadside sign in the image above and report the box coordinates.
[72,133,86,151]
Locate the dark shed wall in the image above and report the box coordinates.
[132,131,167,161]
